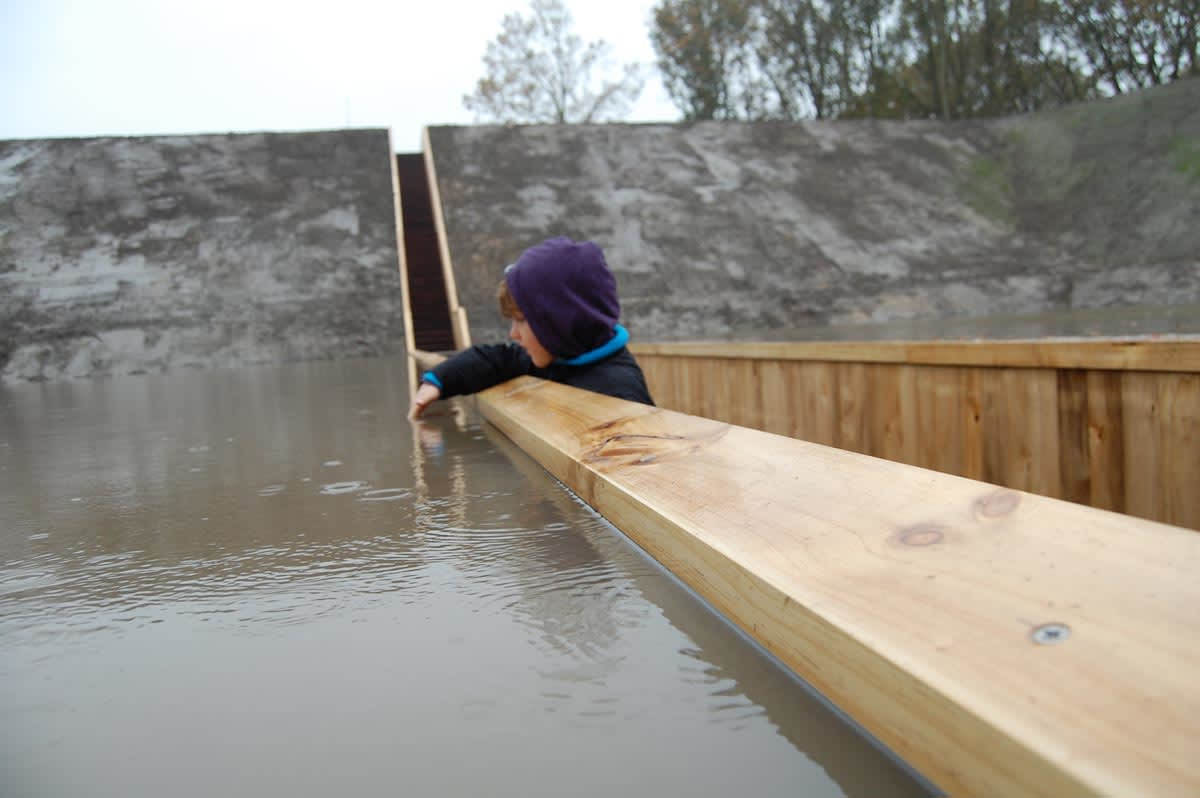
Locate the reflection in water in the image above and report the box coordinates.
[0,357,932,798]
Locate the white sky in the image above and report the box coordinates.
[0,0,679,152]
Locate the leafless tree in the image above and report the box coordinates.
[463,0,644,124]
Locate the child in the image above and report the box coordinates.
[408,236,654,419]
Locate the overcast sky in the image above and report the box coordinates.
[0,0,679,151]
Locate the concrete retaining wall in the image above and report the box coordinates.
[0,129,404,382]
[427,78,1200,346]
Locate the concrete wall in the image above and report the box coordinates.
[427,78,1200,346]
[0,129,404,382]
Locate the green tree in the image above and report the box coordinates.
[463,0,643,124]
[888,0,1092,119]
[650,0,766,119]
[1058,0,1199,93]
[647,0,1192,122]
[757,0,901,119]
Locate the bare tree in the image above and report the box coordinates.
[463,0,644,124]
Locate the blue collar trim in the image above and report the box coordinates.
[560,324,629,366]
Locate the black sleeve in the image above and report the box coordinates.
[426,343,535,398]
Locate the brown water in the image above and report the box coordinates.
[0,357,933,798]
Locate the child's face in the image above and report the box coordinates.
[509,315,553,367]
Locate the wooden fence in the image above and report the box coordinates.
[631,339,1200,531]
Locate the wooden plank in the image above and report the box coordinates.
[1028,368,1063,499]
[706,358,736,424]
[835,362,870,455]
[961,368,986,481]
[792,361,837,446]
[387,130,419,398]
[758,359,791,437]
[915,365,963,477]
[867,364,920,467]
[1125,372,1200,528]
[1122,373,1161,524]
[637,354,669,409]
[1159,374,1199,530]
[422,128,470,348]
[1056,370,1091,507]
[976,368,1061,497]
[729,358,763,430]
[476,377,1200,797]
[630,338,1200,372]
[1084,371,1125,515]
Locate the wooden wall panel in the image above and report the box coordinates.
[1085,371,1125,514]
[961,367,986,482]
[1124,373,1200,530]
[836,363,870,456]
[1159,374,1199,530]
[792,361,838,447]
[1122,373,1161,524]
[917,365,966,478]
[1057,370,1091,507]
[758,360,791,437]
[631,341,1198,530]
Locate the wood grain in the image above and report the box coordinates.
[631,338,1200,372]
[421,129,470,348]
[387,131,419,397]
[477,377,1200,798]
[634,344,1196,529]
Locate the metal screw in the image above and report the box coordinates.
[1031,623,1071,645]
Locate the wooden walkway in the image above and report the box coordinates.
[475,376,1200,797]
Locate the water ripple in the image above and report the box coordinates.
[319,481,369,495]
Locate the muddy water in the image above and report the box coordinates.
[0,357,932,798]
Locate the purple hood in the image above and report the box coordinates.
[504,237,620,360]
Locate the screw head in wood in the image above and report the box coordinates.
[1031,623,1071,645]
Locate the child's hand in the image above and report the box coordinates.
[408,382,442,420]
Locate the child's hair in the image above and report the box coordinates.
[496,278,522,320]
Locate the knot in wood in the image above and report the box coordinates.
[581,424,728,467]
[894,525,945,547]
[973,489,1020,520]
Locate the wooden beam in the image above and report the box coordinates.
[422,127,471,348]
[631,338,1200,372]
[476,377,1200,797]
[387,130,419,398]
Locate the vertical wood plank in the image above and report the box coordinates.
[868,364,902,463]
[1085,370,1125,515]
[961,367,985,481]
[836,363,869,456]
[792,362,838,446]
[759,360,791,436]
[683,356,705,418]
[1057,369,1091,507]
[896,364,920,467]
[978,368,1011,488]
[1030,368,1063,499]
[678,355,697,415]
[734,359,765,430]
[639,355,667,409]
[976,367,1061,496]
[917,365,964,477]
[706,358,733,423]
[1122,373,1160,523]
[1158,373,1199,530]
